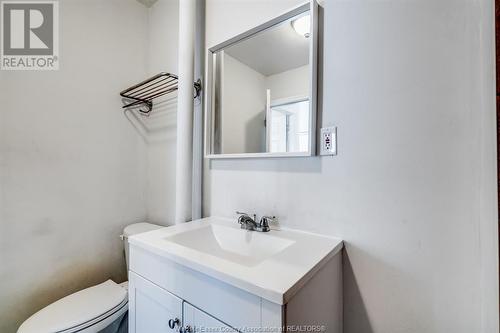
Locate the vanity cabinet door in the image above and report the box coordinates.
[183,302,238,333]
[129,271,183,333]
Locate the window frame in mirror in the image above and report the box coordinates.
[204,1,318,159]
[269,95,310,154]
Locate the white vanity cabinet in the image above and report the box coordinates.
[128,272,182,332]
[129,272,235,333]
[127,217,343,333]
[183,302,238,333]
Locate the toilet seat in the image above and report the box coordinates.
[59,297,128,333]
[18,280,128,333]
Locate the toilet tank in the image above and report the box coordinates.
[122,222,162,273]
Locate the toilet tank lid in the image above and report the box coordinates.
[123,222,162,238]
[17,280,127,333]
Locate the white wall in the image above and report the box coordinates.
[221,53,266,153]
[204,0,498,332]
[144,0,179,225]
[0,0,149,332]
[266,65,309,101]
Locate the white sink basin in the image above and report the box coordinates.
[165,224,295,267]
[129,217,343,304]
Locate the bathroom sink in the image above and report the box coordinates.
[165,224,295,267]
[129,217,343,304]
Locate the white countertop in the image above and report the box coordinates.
[129,216,343,305]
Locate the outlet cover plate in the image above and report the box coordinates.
[320,126,337,156]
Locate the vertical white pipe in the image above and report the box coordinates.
[175,0,195,224]
[192,0,205,220]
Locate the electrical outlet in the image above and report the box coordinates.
[320,126,337,156]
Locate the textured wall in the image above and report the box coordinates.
[0,1,149,331]
[204,0,498,332]
[144,0,179,225]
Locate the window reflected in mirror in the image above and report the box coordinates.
[269,98,310,153]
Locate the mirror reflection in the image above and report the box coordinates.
[212,10,311,155]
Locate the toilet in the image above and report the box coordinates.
[17,222,162,333]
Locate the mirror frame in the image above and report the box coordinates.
[204,1,319,159]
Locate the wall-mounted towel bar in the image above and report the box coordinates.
[120,72,201,115]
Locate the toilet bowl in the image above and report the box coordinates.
[17,222,162,333]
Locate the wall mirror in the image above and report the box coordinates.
[206,2,318,158]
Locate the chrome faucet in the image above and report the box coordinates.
[236,212,274,232]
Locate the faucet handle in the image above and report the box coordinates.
[236,211,256,222]
[259,216,276,232]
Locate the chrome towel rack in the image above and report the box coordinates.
[120,72,202,115]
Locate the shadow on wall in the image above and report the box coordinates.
[343,249,374,333]
[209,156,322,173]
[343,244,431,332]
[245,110,267,153]
[123,94,177,144]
